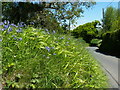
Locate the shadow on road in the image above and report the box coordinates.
[95,49,120,58]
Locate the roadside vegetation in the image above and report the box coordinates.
[0,22,109,88]
[0,1,110,89]
[72,6,120,57]
[99,6,120,56]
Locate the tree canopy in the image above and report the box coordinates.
[103,6,119,33]
[2,1,95,32]
[72,20,100,43]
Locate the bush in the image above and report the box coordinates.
[99,29,120,56]
[90,39,102,47]
[0,22,109,88]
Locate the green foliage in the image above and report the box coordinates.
[90,39,102,47]
[102,6,120,33]
[72,20,100,43]
[2,2,95,32]
[1,24,109,88]
[2,2,43,23]
[103,7,116,32]
[99,29,120,55]
[100,6,120,55]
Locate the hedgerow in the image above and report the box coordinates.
[99,29,120,56]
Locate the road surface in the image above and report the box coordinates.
[86,47,120,89]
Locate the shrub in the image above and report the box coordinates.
[99,29,120,56]
[90,39,102,47]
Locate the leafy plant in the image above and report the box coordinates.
[90,39,102,47]
[99,29,120,56]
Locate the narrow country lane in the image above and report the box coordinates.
[86,47,120,89]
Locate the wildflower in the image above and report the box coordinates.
[0,39,2,42]
[11,23,17,27]
[68,38,70,40]
[67,41,69,43]
[45,29,48,32]
[7,20,10,24]
[53,30,56,34]
[53,53,56,55]
[24,24,26,27]
[19,22,26,27]
[16,28,22,33]
[4,25,9,29]
[20,22,24,24]
[18,38,22,41]
[4,20,10,25]
[19,25,23,27]
[4,20,7,24]
[12,35,15,37]
[61,37,64,39]
[30,22,34,25]
[0,22,4,26]
[18,23,24,27]
[8,28,12,32]
[1,28,5,31]
[55,41,58,43]
[14,37,17,40]
[11,23,15,26]
[45,47,50,52]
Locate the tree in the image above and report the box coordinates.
[2,1,95,32]
[99,6,120,56]
[72,20,101,43]
[2,2,44,24]
[103,6,117,32]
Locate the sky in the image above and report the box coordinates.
[71,2,119,30]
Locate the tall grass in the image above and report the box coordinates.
[0,22,109,88]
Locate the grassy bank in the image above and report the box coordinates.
[0,24,109,88]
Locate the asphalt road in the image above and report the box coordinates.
[86,47,120,89]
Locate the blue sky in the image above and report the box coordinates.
[71,2,118,29]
